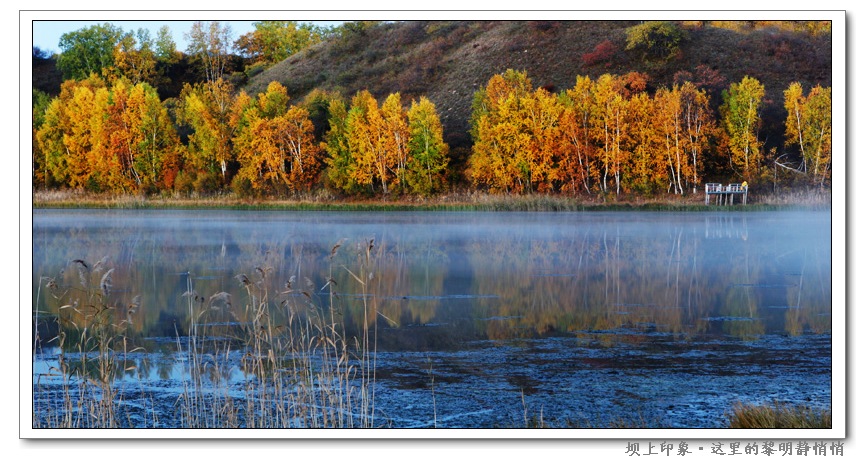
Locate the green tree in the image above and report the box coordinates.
[155,25,180,64]
[56,23,124,80]
[405,97,449,195]
[323,97,362,194]
[720,76,765,181]
[177,78,237,187]
[32,89,52,188]
[625,21,687,62]
[235,21,326,66]
[303,88,342,141]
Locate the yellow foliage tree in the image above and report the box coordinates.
[591,74,628,195]
[381,93,410,193]
[36,76,108,190]
[679,81,715,193]
[346,90,395,194]
[784,82,831,186]
[625,91,665,194]
[470,70,563,193]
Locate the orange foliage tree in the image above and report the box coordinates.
[99,79,179,193]
[231,82,323,195]
[35,76,178,193]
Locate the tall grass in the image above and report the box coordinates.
[727,402,831,428]
[33,240,381,428]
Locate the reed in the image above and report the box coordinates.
[33,239,381,428]
[33,258,144,427]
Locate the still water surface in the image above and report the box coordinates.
[31,209,832,428]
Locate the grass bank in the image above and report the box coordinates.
[31,189,831,212]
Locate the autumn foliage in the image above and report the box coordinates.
[231,81,323,195]
[33,69,830,198]
[468,70,718,196]
[36,75,179,193]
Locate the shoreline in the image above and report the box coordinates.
[31,190,831,212]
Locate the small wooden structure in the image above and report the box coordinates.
[705,183,748,205]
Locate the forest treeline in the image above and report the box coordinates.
[32,20,832,198]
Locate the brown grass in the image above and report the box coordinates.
[727,402,831,429]
[36,188,821,212]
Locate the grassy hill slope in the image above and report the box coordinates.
[245,20,832,163]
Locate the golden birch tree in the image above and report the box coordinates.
[679,81,714,193]
[591,74,628,195]
[381,93,410,193]
[559,75,597,195]
[784,82,832,186]
[346,90,394,194]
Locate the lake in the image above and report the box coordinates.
[30,209,833,429]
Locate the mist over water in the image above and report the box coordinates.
[31,209,833,427]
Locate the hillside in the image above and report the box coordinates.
[245,20,832,164]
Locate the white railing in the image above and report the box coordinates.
[705,183,748,205]
[705,183,747,193]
